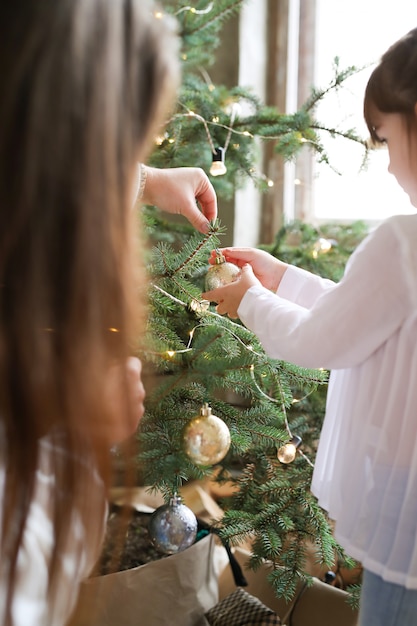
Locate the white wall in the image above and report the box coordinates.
[234,1,417,236]
[234,0,305,243]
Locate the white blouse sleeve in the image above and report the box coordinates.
[278,264,335,308]
[238,218,414,370]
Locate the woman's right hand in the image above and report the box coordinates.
[141,166,217,234]
[209,247,288,292]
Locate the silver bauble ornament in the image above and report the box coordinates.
[205,250,240,290]
[183,403,231,466]
[149,495,197,554]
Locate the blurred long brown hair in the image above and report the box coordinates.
[0,0,179,620]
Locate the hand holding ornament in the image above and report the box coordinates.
[202,263,261,319]
[208,247,288,292]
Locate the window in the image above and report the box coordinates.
[313,0,416,223]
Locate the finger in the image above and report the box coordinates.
[126,355,142,376]
[216,301,238,319]
[241,262,254,274]
[208,248,252,268]
[207,248,241,266]
[223,248,255,264]
[183,204,211,234]
[126,357,145,405]
[195,179,218,222]
[201,288,219,301]
[239,263,258,286]
[207,249,219,265]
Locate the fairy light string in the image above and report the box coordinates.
[174,2,214,16]
[172,106,254,145]
[154,2,214,20]
[148,283,316,467]
[149,18,365,190]
[164,106,275,185]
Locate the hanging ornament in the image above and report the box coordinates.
[183,402,231,466]
[188,298,210,315]
[277,435,302,464]
[210,147,227,176]
[205,249,240,291]
[148,494,198,555]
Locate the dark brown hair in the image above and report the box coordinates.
[0,0,179,620]
[364,27,417,144]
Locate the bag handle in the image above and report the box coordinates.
[197,520,248,587]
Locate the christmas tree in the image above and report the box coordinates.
[135,0,368,603]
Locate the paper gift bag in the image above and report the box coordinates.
[218,547,358,626]
[69,532,218,626]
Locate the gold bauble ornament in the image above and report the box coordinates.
[205,250,240,290]
[183,403,231,466]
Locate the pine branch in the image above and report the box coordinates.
[180,0,245,37]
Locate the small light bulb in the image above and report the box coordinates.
[312,237,333,259]
[277,435,302,464]
[210,147,227,176]
[210,161,227,176]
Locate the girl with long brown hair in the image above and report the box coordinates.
[0,1,217,624]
